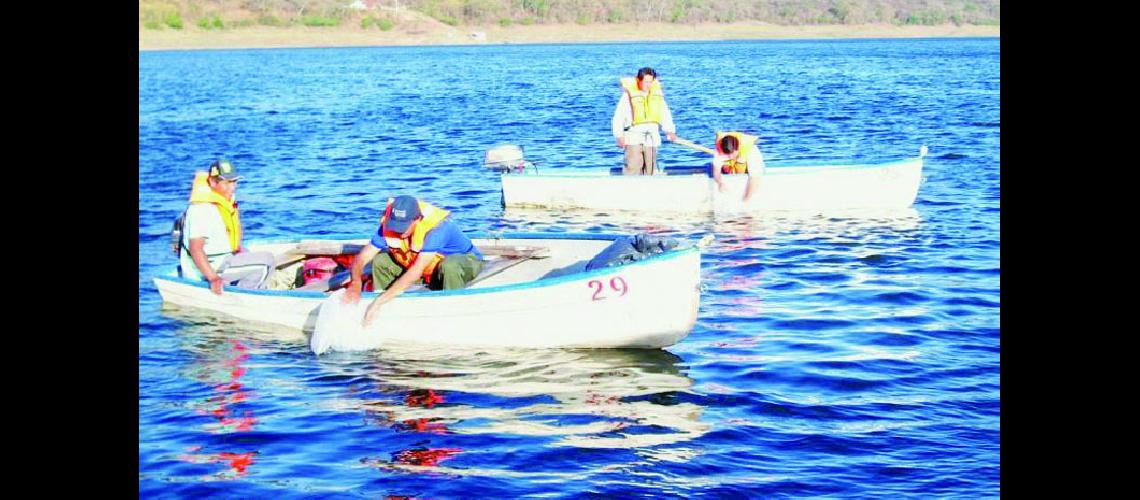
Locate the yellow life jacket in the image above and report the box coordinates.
[620,77,665,126]
[715,132,760,174]
[187,171,242,253]
[379,198,450,284]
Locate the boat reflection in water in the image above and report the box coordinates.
[331,345,707,475]
[156,311,709,476]
[500,206,921,238]
[175,336,260,480]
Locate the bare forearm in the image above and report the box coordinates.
[189,242,219,280]
[352,245,381,286]
[744,176,759,201]
[371,270,416,308]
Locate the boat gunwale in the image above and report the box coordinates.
[153,231,701,299]
[502,156,923,179]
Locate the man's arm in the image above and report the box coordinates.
[343,243,382,304]
[612,93,631,147]
[743,175,760,202]
[362,252,434,326]
[659,98,677,141]
[742,148,766,202]
[711,157,727,192]
[188,237,224,295]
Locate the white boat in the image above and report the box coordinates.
[153,233,704,349]
[500,147,926,213]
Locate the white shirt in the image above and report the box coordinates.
[179,203,233,280]
[611,90,676,147]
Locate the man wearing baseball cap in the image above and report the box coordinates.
[343,195,484,326]
[178,159,275,295]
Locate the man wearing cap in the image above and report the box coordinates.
[343,196,484,326]
[179,160,276,295]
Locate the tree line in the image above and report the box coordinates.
[141,0,1000,28]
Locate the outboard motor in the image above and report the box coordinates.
[484,144,536,173]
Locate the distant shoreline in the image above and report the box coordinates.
[139,22,999,51]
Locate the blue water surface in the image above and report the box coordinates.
[139,38,1000,497]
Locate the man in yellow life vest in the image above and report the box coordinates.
[712,132,766,203]
[343,195,485,327]
[611,67,678,175]
[180,160,276,295]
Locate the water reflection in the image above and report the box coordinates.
[177,338,260,480]
[320,345,706,475]
[500,206,920,239]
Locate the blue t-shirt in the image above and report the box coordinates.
[371,218,483,260]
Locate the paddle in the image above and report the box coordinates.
[672,136,717,156]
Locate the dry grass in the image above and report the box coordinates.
[139,22,999,51]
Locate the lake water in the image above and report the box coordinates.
[139,38,1000,496]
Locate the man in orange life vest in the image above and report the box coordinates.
[180,160,276,295]
[711,132,766,203]
[343,195,484,326]
[612,67,678,175]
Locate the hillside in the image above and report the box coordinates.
[139,0,1000,49]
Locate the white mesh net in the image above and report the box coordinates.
[310,289,383,355]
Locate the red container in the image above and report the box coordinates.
[302,257,338,286]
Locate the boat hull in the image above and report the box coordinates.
[154,234,701,349]
[501,157,923,212]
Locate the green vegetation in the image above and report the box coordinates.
[362,16,396,30]
[404,0,998,26]
[142,10,163,30]
[259,14,284,26]
[302,15,340,27]
[141,1,999,31]
[164,11,183,29]
[197,13,224,30]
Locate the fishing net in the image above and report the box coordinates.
[310,289,383,354]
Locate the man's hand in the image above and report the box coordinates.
[343,281,361,304]
[209,276,224,295]
[345,244,381,305]
[362,300,382,327]
[616,137,626,148]
[666,132,677,142]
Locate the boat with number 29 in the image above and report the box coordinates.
[154,233,704,350]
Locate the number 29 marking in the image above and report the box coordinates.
[589,277,629,301]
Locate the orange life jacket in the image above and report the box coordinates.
[715,132,760,174]
[379,198,450,284]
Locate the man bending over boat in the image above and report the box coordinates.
[343,195,484,326]
[612,67,678,175]
[712,132,766,203]
[179,160,275,295]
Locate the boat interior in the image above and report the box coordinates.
[253,237,620,293]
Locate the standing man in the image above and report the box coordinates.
[711,132,766,203]
[612,67,678,175]
[179,160,276,295]
[343,196,484,326]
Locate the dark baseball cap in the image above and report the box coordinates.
[208,160,242,181]
[384,195,422,234]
